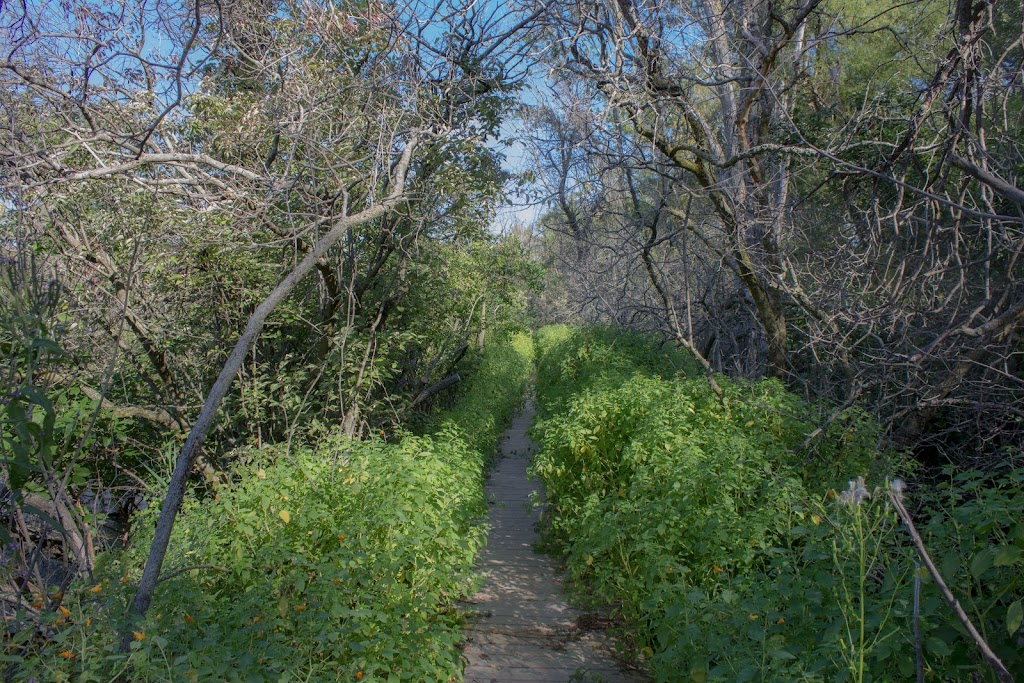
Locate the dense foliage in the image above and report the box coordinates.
[531,326,1023,682]
[526,0,1024,465]
[9,333,532,682]
[1,0,540,651]
[3,0,1024,678]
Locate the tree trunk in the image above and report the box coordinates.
[125,138,418,632]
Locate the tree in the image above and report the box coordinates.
[2,0,540,622]
[536,0,830,378]
[530,0,1024,459]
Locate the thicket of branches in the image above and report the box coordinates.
[526,0,1024,463]
[1,0,539,629]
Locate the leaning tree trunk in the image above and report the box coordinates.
[125,138,419,631]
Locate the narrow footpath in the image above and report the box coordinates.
[462,398,645,683]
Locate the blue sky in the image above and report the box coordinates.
[490,65,552,234]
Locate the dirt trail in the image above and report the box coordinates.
[461,399,646,683]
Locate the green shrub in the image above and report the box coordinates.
[16,334,534,682]
[532,325,693,418]
[438,331,533,457]
[913,467,1024,679]
[530,325,1022,682]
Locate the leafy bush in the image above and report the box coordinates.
[437,331,534,457]
[14,333,533,682]
[530,325,1023,682]
[913,467,1024,679]
[533,325,692,417]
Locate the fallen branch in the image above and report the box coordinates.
[79,385,183,432]
[411,373,462,407]
[887,483,1014,683]
[796,381,864,454]
[156,564,230,585]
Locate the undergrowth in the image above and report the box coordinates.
[530,325,1023,682]
[12,333,534,682]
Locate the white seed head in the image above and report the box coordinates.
[839,476,872,507]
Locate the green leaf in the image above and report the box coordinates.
[993,546,1023,567]
[970,547,993,579]
[770,649,796,660]
[1008,600,1023,636]
[277,595,288,619]
[30,338,65,355]
[736,665,759,682]
[939,552,959,582]
[926,636,952,657]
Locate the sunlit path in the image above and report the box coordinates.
[462,398,646,683]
